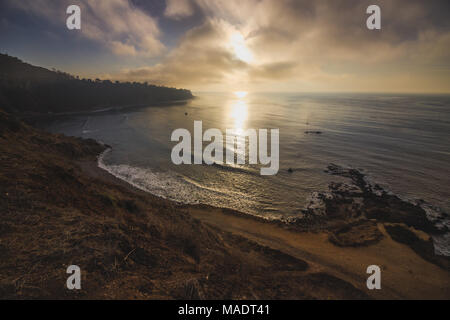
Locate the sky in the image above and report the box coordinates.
[0,0,449,93]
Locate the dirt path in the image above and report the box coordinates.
[186,206,450,300]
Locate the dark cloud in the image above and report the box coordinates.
[4,0,448,92]
[5,0,165,57]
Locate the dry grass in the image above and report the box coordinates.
[0,110,370,299]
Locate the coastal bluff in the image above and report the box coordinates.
[0,53,193,115]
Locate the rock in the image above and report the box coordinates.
[322,164,440,234]
[329,220,383,247]
[385,224,449,270]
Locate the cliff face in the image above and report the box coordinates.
[0,110,369,299]
[0,54,193,114]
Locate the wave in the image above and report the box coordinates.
[98,149,449,256]
[98,149,198,204]
[97,149,258,209]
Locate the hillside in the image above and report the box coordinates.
[0,54,193,114]
[0,109,371,299]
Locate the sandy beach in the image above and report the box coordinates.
[1,108,448,299]
[82,158,450,299]
[2,2,450,303]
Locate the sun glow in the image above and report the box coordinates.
[226,91,249,161]
[230,99,248,130]
[228,91,249,135]
[234,91,248,99]
[230,33,253,63]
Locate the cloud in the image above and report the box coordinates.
[164,0,195,20]
[110,0,450,92]
[114,19,249,87]
[7,0,165,57]
[11,0,449,92]
[249,62,298,80]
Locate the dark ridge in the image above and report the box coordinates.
[0,53,193,114]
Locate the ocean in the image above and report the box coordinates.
[42,92,450,250]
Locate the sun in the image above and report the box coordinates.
[229,33,253,63]
[234,91,248,99]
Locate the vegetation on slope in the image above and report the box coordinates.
[0,110,368,299]
[0,54,193,114]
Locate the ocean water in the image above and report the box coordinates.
[43,92,450,243]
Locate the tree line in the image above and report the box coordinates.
[0,53,193,114]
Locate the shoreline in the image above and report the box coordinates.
[96,148,450,255]
[95,149,330,233]
[84,154,450,299]
[17,98,194,124]
[1,106,448,299]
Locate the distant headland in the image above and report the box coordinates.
[0,53,193,115]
